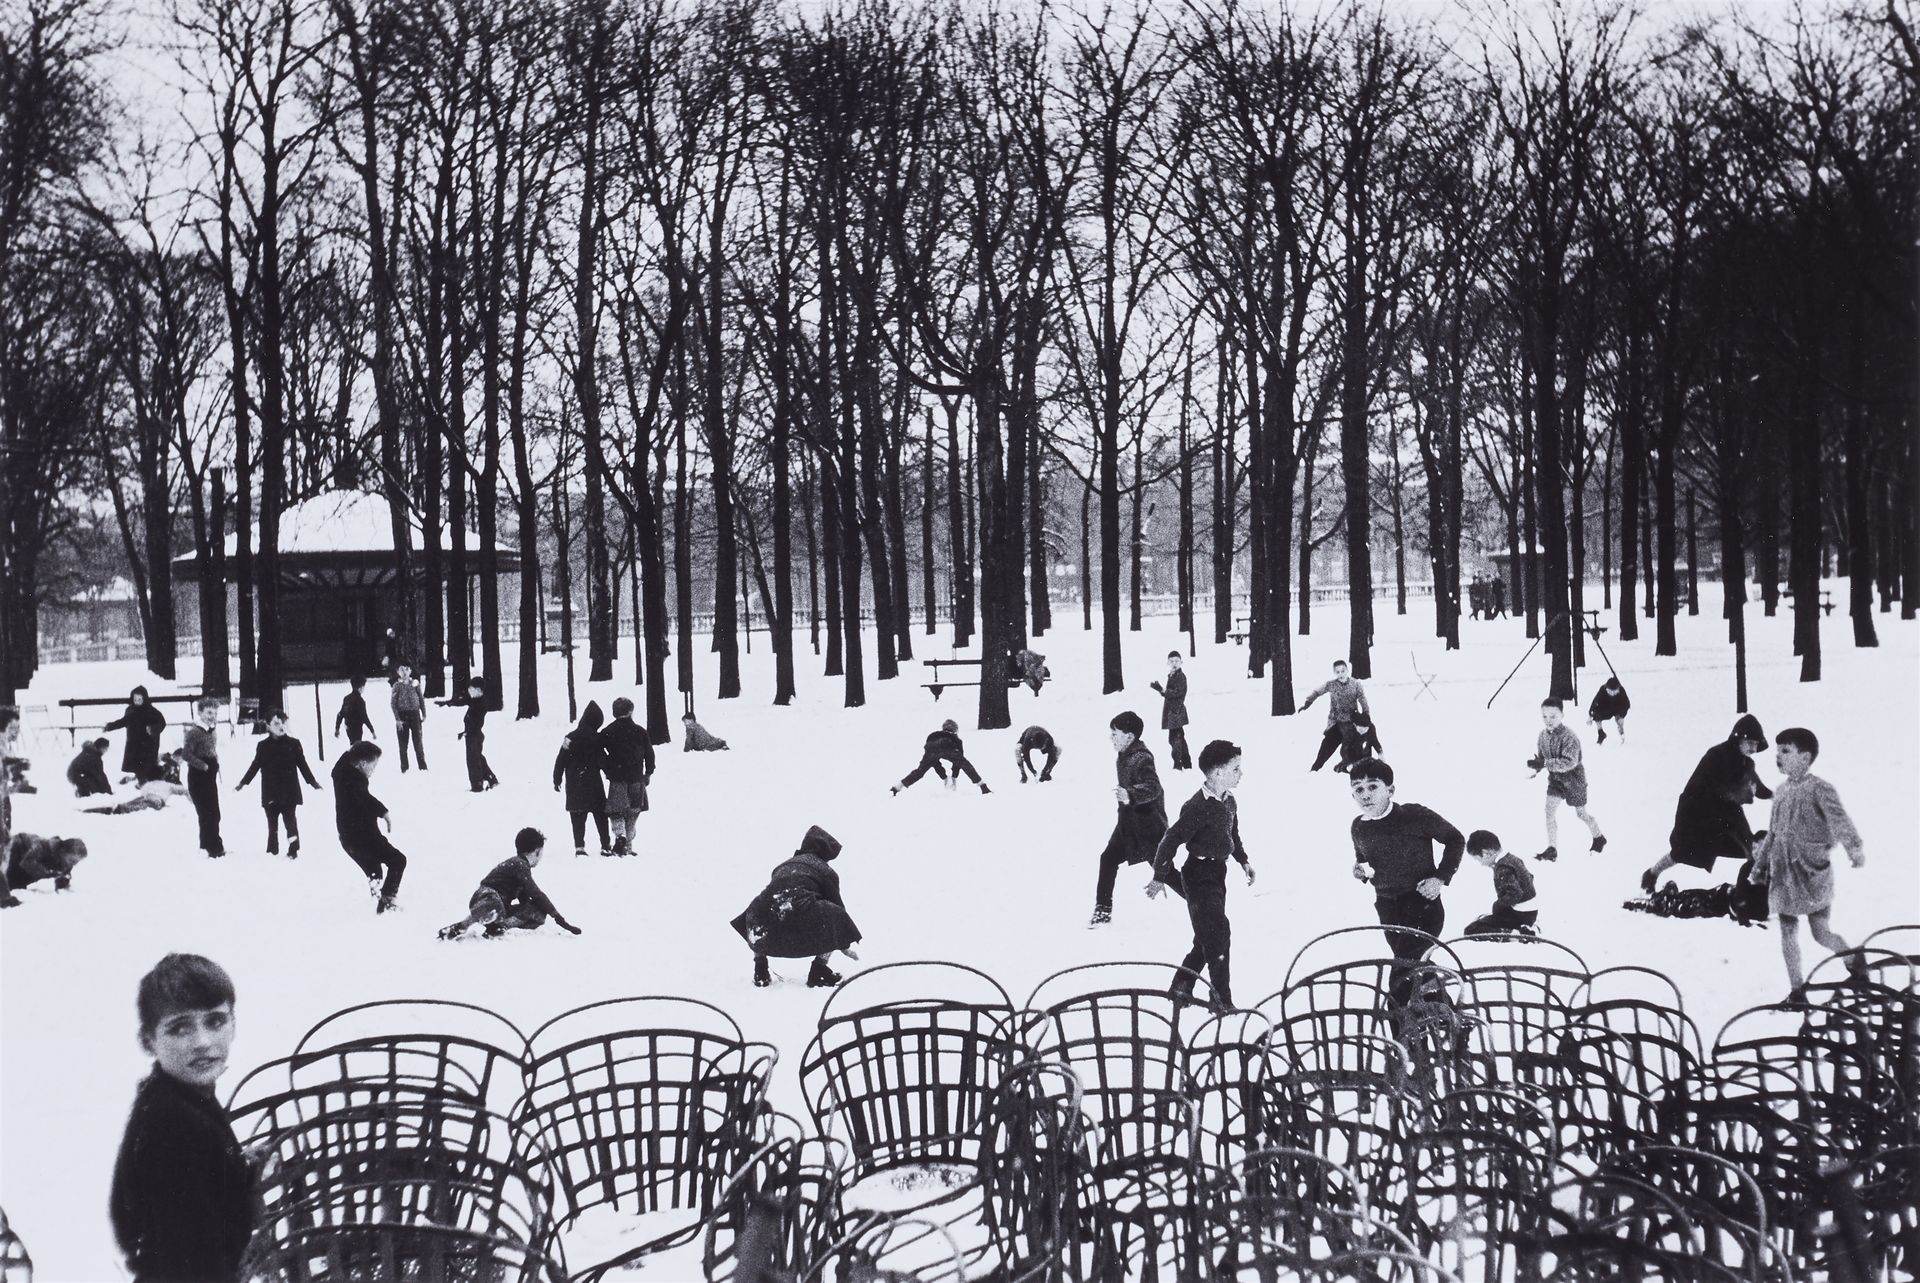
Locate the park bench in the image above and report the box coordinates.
[1782,588,1836,616]
[1229,616,1253,645]
[921,657,1049,701]
[56,693,206,745]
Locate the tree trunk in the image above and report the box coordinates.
[921,410,937,636]
[202,469,232,695]
[1843,307,1877,647]
[945,399,972,648]
[1177,351,1194,647]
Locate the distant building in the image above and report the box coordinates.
[41,577,144,645]
[174,489,521,680]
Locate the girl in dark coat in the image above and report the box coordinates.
[104,686,168,782]
[1640,714,1772,893]
[331,742,407,913]
[553,701,611,856]
[234,711,322,857]
[731,825,862,988]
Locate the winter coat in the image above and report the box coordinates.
[334,690,373,738]
[104,691,168,779]
[1156,670,1189,730]
[331,759,389,848]
[236,735,322,809]
[922,730,965,760]
[1587,681,1631,723]
[600,717,656,785]
[1109,740,1168,866]
[553,702,609,812]
[1668,720,1771,871]
[68,744,113,797]
[110,1068,255,1283]
[731,826,862,958]
[1754,773,1863,917]
[1303,677,1368,729]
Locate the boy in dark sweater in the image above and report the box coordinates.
[1147,739,1256,1010]
[1347,758,1465,1003]
[332,742,407,913]
[234,710,322,857]
[458,678,500,792]
[439,827,582,940]
[68,737,113,797]
[1462,830,1539,937]
[1016,725,1060,783]
[1092,712,1167,925]
[182,697,225,857]
[110,954,255,1283]
[892,719,990,795]
[1149,652,1193,770]
[334,675,374,745]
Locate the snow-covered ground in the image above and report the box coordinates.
[3,586,1915,1281]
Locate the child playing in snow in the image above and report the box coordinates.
[1,833,88,906]
[681,711,730,752]
[1528,698,1604,862]
[458,678,500,792]
[183,697,225,858]
[390,665,427,771]
[891,719,990,795]
[1347,758,1465,1004]
[438,827,582,940]
[1338,713,1384,772]
[234,710,322,858]
[86,753,189,814]
[1149,651,1193,770]
[1462,830,1539,937]
[1147,740,1257,1011]
[1091,711,1166,926]
[68,737,113,797]
[1016,725,1060,784]
[110,954,255,1283]
[731,825,863,988]
[334,675,374,746]
[1304,660,1370,773]
[1586,676,1630,744]
[331,741,407,914]
[600,697,655,855]
[554,702,610,856]
[1750,727,1867,1004]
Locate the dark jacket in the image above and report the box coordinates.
[331,759,389,848]
[1350,802,1466,896]
[1109,740,1168,865]
[1668,719,1771,869]
[478,855,566,924]
[105,690,169,778]
[181,725,219,776]
[1152,787,1249,887]
[68,744,113,797]
[600,716,656,785]
[334,690,373,738]
[110,1068,254,1283]
[463,702,488,740]
[235,735,321,809]
[1587,680,1631,723]
[731,826,862,958]
[553,702,609,811]
[1490,853,1537,908]
[1155,670,1189,730]
[922,729,965,760]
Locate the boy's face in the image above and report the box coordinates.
[1332,664,1349,683]
[1774,743,1814,778]
[267,717,287,737]
[0,722,14,751]
[196,705,218,728]
[396,666,412,681]
[525,846,544,867]
[1540,705,1563,728]
[1110,727,1135,752]
[1471,847,1502,867]
[1350,775,1394,818]
[143,1003,235,1091]
[1205,756,1244,792]
[1167,655,1183,672]
[358,757,379,778]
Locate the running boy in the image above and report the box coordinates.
[891,719,990,795]
[390,664,427,771]
[331,741,407,913]
[1303,660,1369,773]
[1462,830,1539,937]
[1586,676,1630,744]
[1149,652,1192,770]
[1528,698,1605,861]
[1750,727,1867,1004]
[438,827,582,940]
[110,954,255,1283]
[334,675,374,745]
[1147,740,1256,1011]
[234,710,322,858]
[458,678,500,792]
[1091,711,1166,925]
[1347,759,1466,1003]
[182,697,225,858]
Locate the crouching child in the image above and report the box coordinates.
[731,824,863,989]
[110,954,256,1283]
[439,827,581,940]
[1,833,89,906]
[1462,830,1539,937]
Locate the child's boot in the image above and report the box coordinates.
[979,783,992,795]
[1089,907,1112,927]
[807,957,842,988]
[754,955,772,987]
[286,836,300,860]
[574,846,589,859]
[376,893,399,915]
[1535,846,1558,863]
[1639,868,1657,895]
[1589,835,1608,854]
